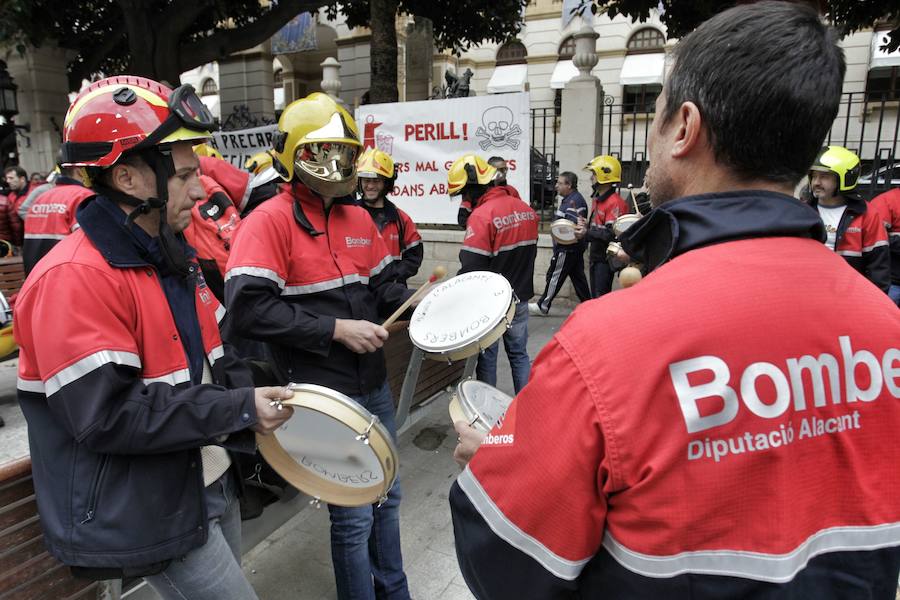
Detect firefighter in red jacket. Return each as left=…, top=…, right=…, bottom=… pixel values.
left=3, top=166, right=31, bottom=246
left=871, top=186, right=900, bottom=305
left=451, top=153, right=538, bottom=394
left=22, top=166, right=93, bottom=275
left=578, top=154, right=630, bottom=298
left=183, top=173, right=242, bottom=303
left=449, top=3, right=900, bottom=598
left=224, top=92, right=412, bottom=600
left=357, top=148, right=423, bottom=285
left=808, top=145, right=889, bottom=293
left=15, top=76, right=292, bottom=599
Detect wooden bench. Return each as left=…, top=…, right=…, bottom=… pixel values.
left=383, top=321, right=474, bottom=432
left=0, top=457, right=101, bottom=600
left=0, top=257, right=25, bottom=303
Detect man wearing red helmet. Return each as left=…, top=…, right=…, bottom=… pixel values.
left=14, top=76, right=292, bottom=600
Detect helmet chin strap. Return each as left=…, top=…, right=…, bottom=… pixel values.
left=97, top=148, right=193, bottom=279
left=140, top=148, right=194, bottom=279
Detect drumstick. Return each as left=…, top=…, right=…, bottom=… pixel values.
left=382, top=266, right=447, bottom=327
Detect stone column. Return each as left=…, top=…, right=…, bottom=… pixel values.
left=558, top=25, right=603, bottom=201
left=3, top=45, right=71, bottom=174
left=320, top=57, right=343, bottom=104
left=218, top=43, right=276, bottom=122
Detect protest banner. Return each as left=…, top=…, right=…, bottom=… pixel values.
left=209, top=124, right=279, bottom=169
left=356, top=93, right=530, bottom=225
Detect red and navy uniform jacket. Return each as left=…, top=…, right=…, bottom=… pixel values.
left=0, top=192, right=20, bottom=246
left=361, top=197, right=423, bottom=285
left=22, top=178, right=94, bottom=276
left=871, top=188, right=900, bottom=286
left=811, top=193, right=890, bottom=292
left=459, top=185, right=538, bottom=301
left=458, top=184, right=521, bottom=229
left=553, top=190, right=588, bottom=253
left=586, top=187, right=629, bottom=263
left=198, top=156, right=279, bottom=217
left=8, top=181, right=36, bottom=246
left=183, top=175, right=242, bottom=303
left=224, top=183, right=411, bottom=396
left=450, top=191, right=900, bottom=599
left=14, top=194, right=257, bottom=569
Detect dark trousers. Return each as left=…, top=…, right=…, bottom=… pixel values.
left=589, top=259, right=614, bottom=298
left=537, top=249, right=591, bottom=312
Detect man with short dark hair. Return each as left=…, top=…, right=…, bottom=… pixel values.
left=807, top=145, right=889, bottom=292
left=531, top=171, right=589, bottom=314
left=4, top=166, right=30, bottom=245
left=449, top=3, right=900, bottom=598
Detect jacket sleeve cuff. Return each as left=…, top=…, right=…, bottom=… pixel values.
left=315, top=315, right=336, bottom=356
left=230, top=388, right=258, bottom=431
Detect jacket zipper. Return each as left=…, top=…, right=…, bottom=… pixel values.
left=81, top=455, right=110, bottom=524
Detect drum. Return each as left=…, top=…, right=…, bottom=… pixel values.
left=448, top=379, right=513, bottom=433
left=257, top=383, right=399, bottom=507
left=550, top=218, right=578, bottom=245
left=611, top=213, right=642, bottom=238
left=408, top=271, right=516, bottom=362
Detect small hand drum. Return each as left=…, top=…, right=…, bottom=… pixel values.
left=550, top=218, right=578, bottom=245
left=257, top=383, right=399, bottom=507
left=449, top=379, right=514, bottom=433
left=408, top=271, right=516, bottom=362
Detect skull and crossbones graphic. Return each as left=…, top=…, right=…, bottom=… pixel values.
left=475, top=106, right=522, bottom=151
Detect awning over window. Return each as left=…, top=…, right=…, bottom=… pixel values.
left=487, top=64, right=528, bottom=94
left=871, top=31, right=900, bottom=69
left=550, top=60, right=580, bottom=89
left=619, top=53, right=665, bottom=86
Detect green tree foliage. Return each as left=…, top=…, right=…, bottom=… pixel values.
left=0, top=0, right=327, bottom=90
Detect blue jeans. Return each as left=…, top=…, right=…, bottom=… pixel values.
left=889, top=284, right=900, bottom=306
left=145, top=471, right=257, bottom=600
left=329, top=381, right=410, bottom=600
left=476, top=301, right=530, bottom=393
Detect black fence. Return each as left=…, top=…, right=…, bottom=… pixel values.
left=529, top=91, right=900, bottom=216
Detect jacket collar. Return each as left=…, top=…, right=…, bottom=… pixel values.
left=476, top=185, right=514, bottom=207
left=808, top=191, right=867, bottom=216
left=76, top=194, right=194, bottom=270
left=620, top=190, right=826, bottom=272
left=358, top=196, right=400, bottom=222
left=55, top=176, right=84, bottom=187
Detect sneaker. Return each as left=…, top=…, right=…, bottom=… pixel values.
left=528, top=302, right=549, bottom=316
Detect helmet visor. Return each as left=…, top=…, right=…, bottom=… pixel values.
left=169, top=84, right=216, bottom=132
left=295, top=142, right=358, bottom=183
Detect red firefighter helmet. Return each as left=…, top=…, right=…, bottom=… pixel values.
left=61, top=75, right=214, bottom=167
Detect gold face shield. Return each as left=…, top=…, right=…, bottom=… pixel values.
left=294, top=142, right=359, bottom=193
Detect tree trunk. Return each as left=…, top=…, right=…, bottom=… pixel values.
left=369, top=0, right=399, bottom=103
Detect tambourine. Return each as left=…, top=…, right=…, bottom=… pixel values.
left=408, top=271, right=516, bottom=362
left=549, top=218, right=578, bottom=245
left=448, top=379, right=513, bottom=433
left=257, top=383, right=399, bottom=507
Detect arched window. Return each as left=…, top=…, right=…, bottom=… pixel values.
left=626, top=28, right=665, bottom=53
left=622, top=28, right=665, bottom=113
left=200, top=78, right=218, bottom=96
left=558, top=36, right=576, bottom=60
left=496, top=40, right=527, bottom=66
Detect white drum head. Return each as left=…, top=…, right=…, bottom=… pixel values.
left=257, top=384, right=398, bottom=507
left=409, top=271, right=513, bottom=357
left=451, top=379, right=513, bottom=433
left=612, top=213, right=641, bottom=238
left=550, top=218, right=577, bottom=245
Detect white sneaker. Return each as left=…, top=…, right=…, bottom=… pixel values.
left=528, top=302, right=549, bottom=316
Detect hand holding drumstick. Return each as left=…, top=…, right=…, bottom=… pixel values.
left=381, top=265, right=448, bottom=328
